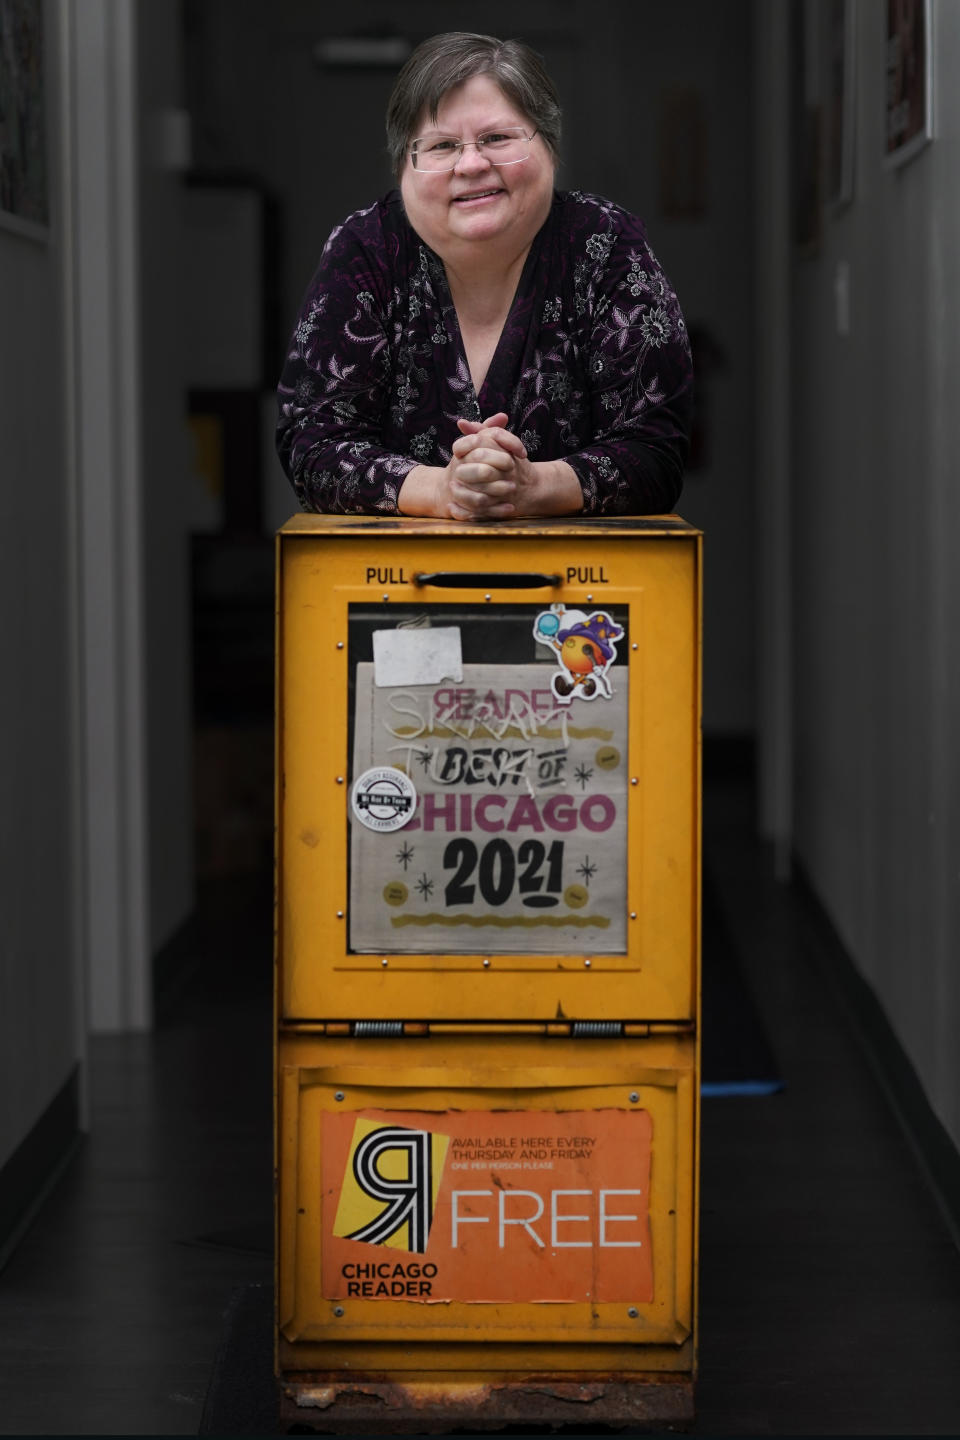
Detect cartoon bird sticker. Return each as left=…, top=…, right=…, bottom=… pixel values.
left=533, top=605, right=625, bottom=704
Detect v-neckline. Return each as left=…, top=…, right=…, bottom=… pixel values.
left=438, top=225, right=548, bottom=413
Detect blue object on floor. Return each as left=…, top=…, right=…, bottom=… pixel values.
left=702, top=1078, right=785, bottom=1097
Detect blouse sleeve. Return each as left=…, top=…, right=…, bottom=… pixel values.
left=562, top=218, right=693, bottom=516
left=275, top=209, right=416, bottom=514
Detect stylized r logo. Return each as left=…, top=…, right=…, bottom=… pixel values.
left=345, top=1126, right=434, bottom=1252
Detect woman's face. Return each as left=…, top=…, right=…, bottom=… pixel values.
left=400, top=73, right=555, bottom=264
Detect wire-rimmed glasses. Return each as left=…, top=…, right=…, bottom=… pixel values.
left=409, top=127, right=538, bottom=172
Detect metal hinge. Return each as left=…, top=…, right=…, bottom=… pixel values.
left=283, top=1019, right=695, bottom=1037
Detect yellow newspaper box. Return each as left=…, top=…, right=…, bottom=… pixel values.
left=275, top=515, right=701, bottom=1431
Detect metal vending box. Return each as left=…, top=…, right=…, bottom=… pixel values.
left=275, top=514, right=701, bottom=1432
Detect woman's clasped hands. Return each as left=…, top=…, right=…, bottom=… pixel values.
left=444, top=411, right=534, bottom=520
left=398, top=410, right=582, bottom=520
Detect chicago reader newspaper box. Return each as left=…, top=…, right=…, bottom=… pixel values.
left=275, top=513, right=701, bottom=1431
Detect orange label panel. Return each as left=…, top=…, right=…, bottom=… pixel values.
left=321, top=1107, right=653, bottom=1303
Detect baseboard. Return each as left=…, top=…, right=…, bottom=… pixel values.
left=793, top=862, right=960, bottom=1247
left=0, top=1066, right=82, bottom=1271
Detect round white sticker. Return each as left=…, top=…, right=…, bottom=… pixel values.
left=351, top=767, right=418, bottom=833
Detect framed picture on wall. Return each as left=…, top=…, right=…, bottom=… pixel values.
left=0, top=0, right=49, bottom=241
left=826, top=0, right=856, bottom=210
left=884, top=0, right=933, bottom=167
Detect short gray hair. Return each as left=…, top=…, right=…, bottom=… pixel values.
left=386, top=32, right=562, bottom=180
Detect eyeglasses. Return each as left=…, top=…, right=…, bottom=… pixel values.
left=409, top=127, right=538, bottom=172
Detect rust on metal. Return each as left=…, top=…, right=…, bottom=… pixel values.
left=279, top=1374, right=694, bottom=1434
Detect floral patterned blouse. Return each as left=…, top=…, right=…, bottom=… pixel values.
left=276, top=189, right=693, bottom=515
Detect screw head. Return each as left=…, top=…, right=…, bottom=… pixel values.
left=629, top=1092, right=639, bottom=1103
left=381, top=957, right=389, bottom=967
left=336, top=775, right=344, bottom=784
left=336, top=910, right=344, bottom=919
left=584, top=958, right=592, bottom=968
left=483, top=958, right=491, bottom=968
left=630, top=911, right=637, bottom=920
left=587, top=594, right=593, bottom=602
left=631, top=777, right=638, bottom=786
left=628, top=1306, right=639, bottom=1318
left=336, top=641, right=344, bottom=650
left=632, top=642, right=638, bottom=651
left=484, top=593, right=492, bottom=602
left=333, top=1305, right=345, bottom=1317
left=334, top=1091, right=345, bottom=1102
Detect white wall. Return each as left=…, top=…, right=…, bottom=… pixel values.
left=69, top=0, right=152, bottom=1031
left=0, top=1, right=82, bottom=1166
left=790, top=0, right=960, bottom=1147
left=10, top=0, right=192, bottom=1042
left=0, top=0, right=194, bottom=1191
left=137, top=1, right=194, bottom=957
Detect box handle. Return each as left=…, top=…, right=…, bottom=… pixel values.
left=412, top=570, right=562, bottom=589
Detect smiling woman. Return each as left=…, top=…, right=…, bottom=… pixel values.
left=276, top=32, right=693, bottom=519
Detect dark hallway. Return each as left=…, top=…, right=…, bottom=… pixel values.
left=2, top=2, right=960, bottom=1435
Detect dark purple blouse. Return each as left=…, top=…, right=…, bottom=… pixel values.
left=276, top=189, right=693, bottom=515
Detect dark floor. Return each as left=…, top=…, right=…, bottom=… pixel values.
left=1, top=777, right=959, bottom=1436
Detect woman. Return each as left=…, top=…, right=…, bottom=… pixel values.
left=276, top=32, right=692, bottom=519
